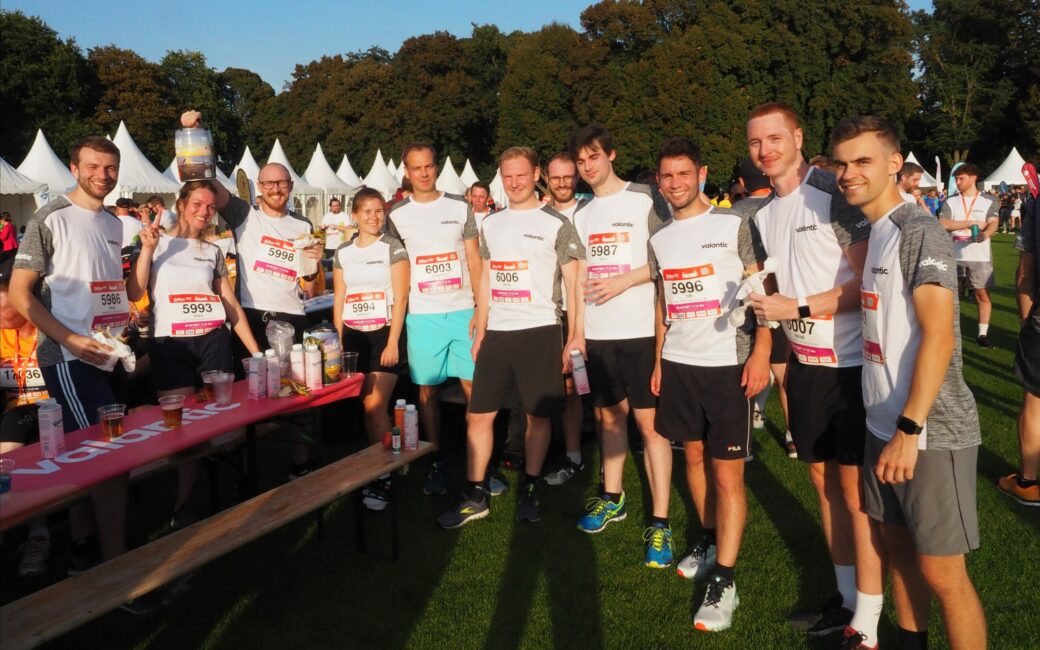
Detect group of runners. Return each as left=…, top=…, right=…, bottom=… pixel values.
left=5, top=101, right=1036, bottom=647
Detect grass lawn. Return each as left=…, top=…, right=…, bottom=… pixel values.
left=6, top=235, right=1037, bottom=650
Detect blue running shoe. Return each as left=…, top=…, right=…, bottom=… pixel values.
left=577, top=493, right=627, bottom=533
left=643, top=524, right=674, bottom=568
left=423, top=461, right=447, bottom=496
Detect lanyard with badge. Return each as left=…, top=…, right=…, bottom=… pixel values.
left=952, top=193, right=980, bottom=242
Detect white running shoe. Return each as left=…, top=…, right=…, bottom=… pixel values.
left=694, top=576, right=739, bottom=632
left=752, top=407, right=764, bottom=429
left=676, top=540, right=717, bottom=580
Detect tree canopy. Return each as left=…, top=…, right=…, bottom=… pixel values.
left=1, top=1, right=1036, bottom=185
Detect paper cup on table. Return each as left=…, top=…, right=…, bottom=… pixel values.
left=212, top=372, right=234, bottom=406
left=343, top=351, right=359, bottom=377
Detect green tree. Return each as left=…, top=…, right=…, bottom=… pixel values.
left=220, top=67, right=276, bottom=165
left=0, top=10, right=95, bottom=162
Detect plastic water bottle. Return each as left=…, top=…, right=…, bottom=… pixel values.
left=290, top=343, right=305, bottom=384
left=37, top=398, right=65, bottom=458
left=403, top=404, right=419, bottom=451
left=391, top=426, right=402, bottom=454
left=247, top=352, right=266, bottom=400
left=394, top=399, right=407, bottom=430
left=570, top=350, right=591, bottom=396
left=304, top=344, right=323, bottom=392
left=265, top=349, right=281, bottom=398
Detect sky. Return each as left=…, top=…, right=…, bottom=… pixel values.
left=7, top=0, right=935, bottom=91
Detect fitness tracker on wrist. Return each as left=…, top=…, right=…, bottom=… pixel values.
left=896, top=415, right=923, bottom=436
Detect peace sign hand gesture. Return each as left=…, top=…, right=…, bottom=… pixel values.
left=139, top=209, right=163, bottom=251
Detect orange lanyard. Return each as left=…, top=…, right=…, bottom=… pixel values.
left=11, top=333, right=38, bottom=397
left=960, top=193, right=979, bottom=222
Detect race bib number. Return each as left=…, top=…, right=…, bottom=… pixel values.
left=169, top=293, right=226, bottom=337
left=344, top=291, right=388, bottom=331
left=490, top=260, right=532, bottom=303
left=662, top=264, right=722, bottom=320
left=254, top=235, right=298, bottom=281
left=861, top=290, right=884, bottom=364
left=415, top=252, right=463, bottom=294
left=587, top=232, right=632, bottom=279
left=90, top=280, right=129, bottom=333
left=783, top=314, right=837, bottom=365
left=0, top=360, right=45, bottom=390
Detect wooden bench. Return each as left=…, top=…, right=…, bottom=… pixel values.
left=0, top=441, right=433, bottom=650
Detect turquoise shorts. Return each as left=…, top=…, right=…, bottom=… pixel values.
left=405, top=309, right=475, bottom=385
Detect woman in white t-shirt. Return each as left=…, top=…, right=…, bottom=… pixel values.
left=333, top=188, right=409, bottom=506
left=127, top=181, right=261, bottom=524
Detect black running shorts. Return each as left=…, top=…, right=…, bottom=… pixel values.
left=785, top=359, right=866, bottom=465
left=655, top=359, right=751, bottom=460
left=585, top=337, right=656, bottom=410
left=470, top=325, right=565, bottom=417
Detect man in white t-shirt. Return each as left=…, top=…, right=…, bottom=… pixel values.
left=387, top=144, right=482, bottom=496
left=744, top=103, right=883, bottom=642
left=320, top=198, right=351, bottom=256
left=938, top=164, right=999, bottom=348
left=832, top=115, right=985, bottom=650
left=11, top=136, right=133, bottom=575
left=114, top=198, right=142, bottom=250
left=567, top=126, right=672, bottom=562
left=896, top=162, right=928, bottom=212
left=437, top=147, right=583, bottom=528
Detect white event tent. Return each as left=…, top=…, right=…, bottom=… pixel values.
left=395, top=161, right=406, bottom=184
left=362, top=150, right=400, bottom=200
left=232, top=146, right=261, bottom=188
left=460, top=159, right=480, bottom=187
left=163, top=158, right=238, bottom=194
left=17, top=129, right=75, bottom=206
left=904, top=152, right=939, bottom=189
left=104, top=121, right=181, bottom=206
left=489, top=169, right=506, bottom=208
left=336, top=155, right=363, bottom=187
left=983, top=147, right=1029, bottom=190
left=436, top=156, right=468, bottom=195
left=387, top=158, right=396, bottom=175
left=266, top=139, right=324, bottom=222
left=1, top=156, right=48, bottom=228
left=304, top=144, right=357, bottom=207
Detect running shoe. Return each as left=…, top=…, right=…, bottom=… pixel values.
left=976, top=335, right=994, bottom=349
left=676, top=538, right=717, bottom=580
left=423, top=461, right=447, bottom=496
left=784, top=431, right=798, bottom=459
left=836, top=626, right=877, bottom=649
left=694, top=575, right=739, bottom=632
left=577, top=493, right=627, bottom=533
left=487, top=471, right=509, bottom=497
left=17, top=535, right=50, bottom=578
left=436, top=490, right=490, bottom=529
left=516, top=482, right=541, bottom=523
left=752, top=406, right=764, bottom=429
left=643, top=524, right=674, bottom=568
left=790, top=593, right=853, bottom=636
left=362, top=477, right=391, bottom=511
left=544, top=458, right=584, bottom=486
left=998, top=473, right=1040, bottom=506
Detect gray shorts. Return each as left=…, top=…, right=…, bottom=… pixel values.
left=862, top=434, right=980, bottom=556
left=957, top=261, right=994, bottom=290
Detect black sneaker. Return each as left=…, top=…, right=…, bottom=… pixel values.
left=362, top=477, right=391, bottom=511
left=836, top=626, right=876, bottom=649
left=544, top=458, right=584, bottom=486
left=67, top=537, right=100, bottom=576
left=789, top=593, right=853, bottom=636
left=976, top=335, right=994, bottom=349
left=436, top=489, right=490, bottom=529
left=516, top=482, right=541, bottom=523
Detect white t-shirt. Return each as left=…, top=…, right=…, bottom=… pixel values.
left=479, top=205, right=584, bottom=332
left=222, top=196, right=313, bottom=315
left=333, top=235, right=409, bottom=331
left=899, top=189, right=916, bottom=204
left=159, top=209, right=177, bottom=230
left=386, top=193, right=478, bottom=315
left=649, top=208, right=765, bottom=366
left=13, top=196, right=128, bottom=365
left=573, top=183, right=664, bottom=340
left=751, top=168, right=870, bottom=368
left=555, top=201, right=584, bottom=312
left=148, top=236, right=228, bottom=338
left=861, top=203, right=981, bottom=450
left=117, top=215, right=142, bottom=249
left=321, top=211, right=351, bottom=250
left=937, top=192, right=999, bottom=263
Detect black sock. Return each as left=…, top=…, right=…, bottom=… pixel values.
left=523, top=473, right=539, bottom=488
left=649, top=516, right=669, bottom=528
left=897, top=627, right=928, bottom=650
left=431, top=452, right=444, bottom=465
left=603, top=491, right=622, bottom=504
left=467, top=481, right=486, bottom=503
left=703, top=528, right=717, bottom=546
left=711, top=562, right=735, bottom=582
left=1017, top=474, right=1038, bottom=488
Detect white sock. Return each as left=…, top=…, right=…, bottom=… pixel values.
left=753, top=381, right=771, bottom=413
left=378, top=473, right=390, bottom=480
left=834, top=564, right=857, bottom=610
left=567, top=451, right=582, bottom=465
left=979, top=323, right=989, bottom=337
left=785, top=430, right=794, bottom=443
left=849, top=591, right=884, bottom=647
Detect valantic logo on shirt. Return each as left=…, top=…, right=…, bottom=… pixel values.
left=702, top=242, right=728, bottom=249
left=871, top=266, right=888, bottom=275
left=366, top=260, right=385, bottom=265
left=440, top=220, right=460, bottom=226
left=193, top=257, right=211, bottom=264
left=14, top=252, right=32, bottom=261
left=107, top=240, right=120, bottom=247
left=523, top=234, right=544, bottom=241
left=611, top=222, right=635, bottom=228
left=919, top=257, right=949, bottom=271
left=795, top=224, right=818, bottom=233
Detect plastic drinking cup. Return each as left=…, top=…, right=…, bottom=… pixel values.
left=98, top=404, right=126, bottom=440
left=201, top=370, right=221, bottom=401
left=212, top=372, right=234, bottom=406
left=343, top=351, right=359, bottom=377
left=159, top=395, right=186, bottom=427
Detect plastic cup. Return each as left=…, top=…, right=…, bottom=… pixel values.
left=159, top=395, right=186, bottom=427
left=98, top=404, right=126, bottom=440
left=343, top=351, right=358, bottom=377
left=200, top=370, right=222, bottom=401
left=212, top=372, right=234, bottom=406
left=0, top=458, right=14, bottom=493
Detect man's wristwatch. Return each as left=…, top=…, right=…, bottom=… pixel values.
left=797, top=297, right=811, bottom=319
left=896, top=415, right=923, bottom=436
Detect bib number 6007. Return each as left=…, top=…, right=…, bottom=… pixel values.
left=785, top=319, right=815, bottom=335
